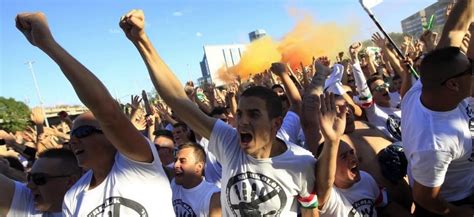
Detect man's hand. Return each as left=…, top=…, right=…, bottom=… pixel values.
left=130, top=95, right=142, bottom=111
left=270, top=62, right=287, bottom=77
left=318, top=93, right=346, bottom=143
left=420, top=30, right=438, bottom=52
left=349, top=42, right=362, bottom=58
left=372, top=32, right=386, bottom=48
left=30, top=107, right=45, bottom=125
left=15, top=12, right=55, bottom=49
left=119, top=9, right=145, bottom=42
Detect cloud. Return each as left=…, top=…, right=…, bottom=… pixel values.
left=108, top=28, right=121, bottom=34
left=196, top=32, right=203, bottom=37
left=172, top=11, right=183, bottom=17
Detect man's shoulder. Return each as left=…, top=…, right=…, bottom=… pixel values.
left=285, top=142, right=316, bottom=163
left=65, top=170, right=93, bottom=198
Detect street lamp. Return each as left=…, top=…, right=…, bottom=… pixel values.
left=25, top=61, right=50, bottom=127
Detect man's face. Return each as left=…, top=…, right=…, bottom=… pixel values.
left=173, top=126, right=190, bottom=146
left=174, top=147, right=202, bottom=186
left=27, top=158, right=72, bottom=212
left=392, top=78, right=402, bottom=92
left=154, top=136, right=175, bottom=166
left=236, top=96, right=281, bottom=157
left=334, top=142, right=360, bottom=188
left=272, top=87, right=285, bottom=96
left=69, top=124, right=112, bottom=169
left=370, top=79, right=391, bottom=107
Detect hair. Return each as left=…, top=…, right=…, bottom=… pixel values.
left=153, top=129, right=174, bottom=141
left=392, top=74, right=401, bottom=81
left=38, top=148, right=82, bottom=176
left=366, top=75, right=384, bottom=90
left=271, top=84, right=284, bottom=91
left=173, top=122, right=188, bottom=130
left=241, top=86, right=283, bottom=119
left=172, top=122, right=196, bottom=143
left=5, top=156, right=24, bottom=172
left=209, top=107, right=227, bottom=117
left=178, top=142, right=206, bottom=164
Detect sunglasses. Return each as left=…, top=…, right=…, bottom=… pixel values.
left=27, top=172, right=71, bottom=186
left=441, top=59, right=473, bottom=85
left=155, top=144, right=178, bottom=157
left=372, top=83, right=390, bottom=92
left=71, top=125, right=103, bottom=138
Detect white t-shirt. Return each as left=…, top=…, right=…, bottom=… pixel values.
left=320, top=171, right=387, bottom=217
left=7, top=182, right=61, bottom=217
left=365, top=103, right=402, bottom=141
left=171, top=178, right=220, bottom=217
left=199, top=138, right=222, bottom=188
left=389, top=91, right=401, bottom=109
left=209, top=120, right=318, bottom=216
left=277, top=111, right=304, bottom=147
left=402, top=80, right=474, bottom=202
left=62, top=140, right=174, bottom=216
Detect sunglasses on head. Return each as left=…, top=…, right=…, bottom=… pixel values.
left=441, top=58, right=474, bottom=85
left=373, top=83, right=390, bottom=92
left=27, top=172, right=71, bottom=186
left=71, top=125, right=103, bottom=138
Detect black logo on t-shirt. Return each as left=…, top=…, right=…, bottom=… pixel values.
left=348, top=198, right=375, bottom=217
left=467, top=105, right=474, bottom=162
left=87, top=197, right=148, bottom=217
left=226, top=172, right=287, bottom=216
left=173, top=199, right=197, bottom=217
left=386, top=115, right=402, bottom=141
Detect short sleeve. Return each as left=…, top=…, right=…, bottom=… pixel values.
left=409, top=150, right=452, bottom=187
left=208, top=120, right=240, bottom=164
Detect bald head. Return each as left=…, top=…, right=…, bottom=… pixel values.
left=72, top=112, right=101, bottom=131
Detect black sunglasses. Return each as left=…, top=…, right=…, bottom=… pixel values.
left=71, top=125, right=103, bottom=138
left=27, top=172, right=71, bottom=186
left=441, top=59, right=473, bottom=85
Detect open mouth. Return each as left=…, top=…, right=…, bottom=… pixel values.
left=174, top=170, right=183, bottom=177
left=240, top=133, right=253, bottom=144
left=383, top=92, right=389, bottom=97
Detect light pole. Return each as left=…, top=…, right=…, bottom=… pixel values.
left=25, top=61, right=50, bottom=127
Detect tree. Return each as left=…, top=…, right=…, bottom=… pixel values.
left=0, top=97, right=31, bottom=133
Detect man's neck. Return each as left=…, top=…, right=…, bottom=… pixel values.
left=89, top=152, right=115, bottom=189
left=421, top=91, right=459, bottom=112
left=182, top=177, right=203, bottom=189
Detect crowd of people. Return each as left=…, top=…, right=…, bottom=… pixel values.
left=1, top=1, right=473, bottom=216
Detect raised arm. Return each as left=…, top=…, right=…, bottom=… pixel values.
left=437, top=0, right=474, bottom=49
left=315, top=93, right=346, bottom=208
left=271, top=62, right=303, bottom=115
left=16, top=12, right=152, bottom=162
left=120, top=10, right=216, bottom=139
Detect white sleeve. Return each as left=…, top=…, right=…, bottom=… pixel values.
left=319, top=187, right=344, bottom=215
left=409, top=150, right=452, bottom=187
left=115, top=138, right=164, bottom=174
left=352, top=62, right=373, bottom=108
left=208, top=120, right=240, bottom=165
left=279, top=111, right=301, bottom=144
left=7, top=182, right=36, bottom=217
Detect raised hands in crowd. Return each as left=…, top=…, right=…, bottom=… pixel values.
left=2, top=1, right=473, bottom=216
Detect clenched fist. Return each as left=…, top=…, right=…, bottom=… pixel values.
left=119, top=9, right=146, bottom=41
left=15, top=12, right=55, bottom=48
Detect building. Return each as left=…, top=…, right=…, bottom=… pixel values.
left=199, top=44, right=246, bottom=86
left=249, top=29, right=267, bottom=42
left=401, top=0, right=455, bottom=37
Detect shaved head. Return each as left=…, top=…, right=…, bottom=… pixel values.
left=72, top=112, right=101, bottom=131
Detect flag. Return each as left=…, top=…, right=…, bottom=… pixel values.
left=361, top=0, right=383, bottom=9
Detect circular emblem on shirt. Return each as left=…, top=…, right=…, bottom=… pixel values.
left=173, top=199, right=197, bottom=217
left=348, top=198, right=375, bottom=217
left=226, top=171, right=287, bottom=216
left=87, top=197, right=148, bottom=217
left=386, top=115, right=401, bottom=141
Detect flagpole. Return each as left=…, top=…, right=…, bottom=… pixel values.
left=359, top=0, right=419, bottom=79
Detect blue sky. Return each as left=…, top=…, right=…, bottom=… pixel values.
left=1, top=0, right=435, bottom=107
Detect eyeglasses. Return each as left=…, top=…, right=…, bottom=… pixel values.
left=372, top=83, right=390, bottom=92
left=71, top=125, right=103, bottom=138
left=27, top=172, right=71, bottom=186
left=441, top=59, right=473, bottom=85
left=155, top=144, right=177, bottom=157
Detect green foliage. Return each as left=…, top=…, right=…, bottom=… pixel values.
left=0, top=97, right=30, bottom=133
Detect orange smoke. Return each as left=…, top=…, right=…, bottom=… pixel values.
left=217, top=10, right=358, bottom=83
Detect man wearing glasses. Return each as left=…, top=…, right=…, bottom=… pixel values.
left=0, top=149, right=82, bottom=217
left=15, top=12, right=175, bottom=216
left=402, top=1, right=474, bottom=216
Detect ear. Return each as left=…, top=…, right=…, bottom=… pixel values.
left=444, top=79, right=460, bottom=92
left=272, top=116, right=283, bottom=131
left=195, top=162, right=204, bottom=174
